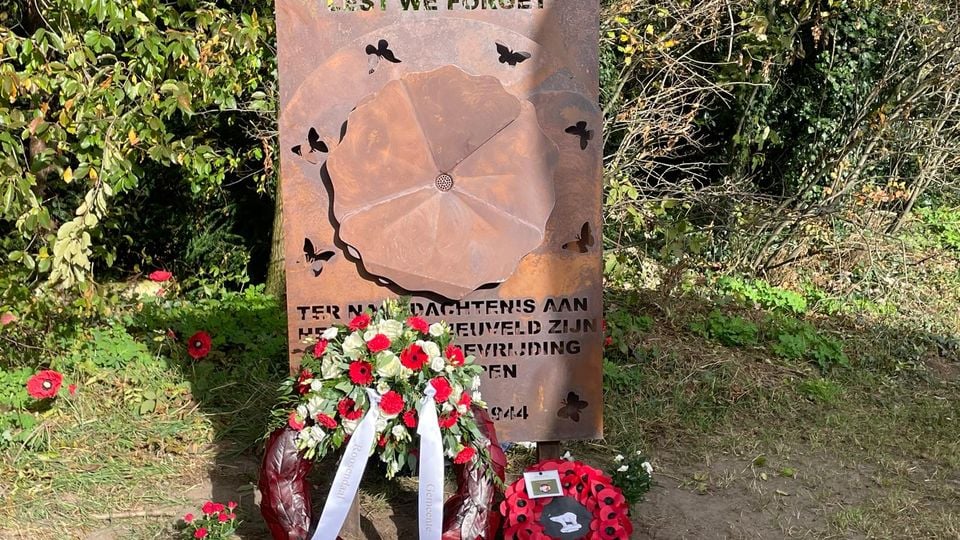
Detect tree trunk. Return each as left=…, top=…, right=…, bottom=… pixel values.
left=265, top=181, right=286, bottom=299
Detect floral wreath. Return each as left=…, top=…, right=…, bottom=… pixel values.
left=273, top=300, right=490, bottom=478
left=500, top=460, right=632, bottom=540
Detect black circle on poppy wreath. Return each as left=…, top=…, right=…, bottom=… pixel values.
left=500, top=460, right=632, bottom=540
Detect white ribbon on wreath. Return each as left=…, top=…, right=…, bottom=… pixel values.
left=309, top=387, right=444, bottom=540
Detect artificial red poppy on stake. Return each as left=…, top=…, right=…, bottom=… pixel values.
left=187, top=330, right=212, bottom=359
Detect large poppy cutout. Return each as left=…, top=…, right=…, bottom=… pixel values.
left=326, top=65, right=559, bottom=300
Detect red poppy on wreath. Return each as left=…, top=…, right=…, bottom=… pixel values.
left=445, top=344, right=465, bottom=366
left=288, top=411, right=305, bottom=431
left=500, top=459, right=632, bottom=540
left=296, top=369, right=313, bottom=395
left=402, top=409, right=417, bottom=428
left=348, top=360, right=374, bottom=385
left=439, top=410, right=459, bottom=429
left=366, top=333, right=391, bottom=353
left=379, top=391, right=405, bottom=416
left=314, top=339, right=328, bottom=357
left=337, top=398, right=363, bottom=420
left=348, top=313, right=371, bottom=331
left=430, top=377, right=452, bottom=402
left=406, top=316, right=429, bottom=334
left=400, top=343, right=429, bottom=371
left=26, top=370, right=63, bottom=399
left=315, top=413, right=338, bottom=429
left=453, top=446, right=476, bottom=464
left=187, top=331, right=212, bottom=360
left=148, top=270, right=173, bottom=282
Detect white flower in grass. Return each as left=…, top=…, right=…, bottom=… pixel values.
left=378, top=319, right=404, bottom=340
left=614, top=454, right=625, bottom=463
left=321, top=327, right=339, bottom=340
left=642, top=461, right=653, bottom=475
left=342, top=331, right=366, bottom=359
left=391, top=424, right=410, bottom=442
left=561, top=451, right=573, bottom=461
left=617, top=465, right=629, bottom=472
left=429, top=356, right=446, bottom=372
left=428, top=322, right=447, bottom=337
left=635, top=450, right=643, bottom=456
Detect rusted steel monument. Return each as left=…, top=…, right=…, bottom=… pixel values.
left=277, top=0, right=602, bottom=444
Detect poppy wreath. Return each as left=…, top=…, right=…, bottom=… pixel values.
left=500, top=460, right=632, bottom=540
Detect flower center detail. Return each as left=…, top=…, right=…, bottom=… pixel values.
left=42, top=381, right=52, bottom=389
left=435, top=173, right=454, bottom=192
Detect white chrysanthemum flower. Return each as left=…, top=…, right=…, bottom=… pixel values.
left=375, top=351, right=401, bottom=378
left=378, top=319, right=404, bottom=340
left=376, top=381, right=391, bottom=395
left=418, top=340, right=441, bottom=359
left=375, top=416, right=389, bottom=433
left=428, top=322, right=447, bottom=337
left=391, top=424, right=410, bottom=442
left=342, top=331, right=366, bottom=359
left=321, top=327, right=339, bottom=340
left=617, top=465, right=629, bottom=472
left=614, top=454, right=625, bottom=463
left=642, top=461, right=653, bottom=475
left=310, top=379, right=324, bottom=392
left=306, top=396, right=326, bottom=416
left=457, top=404, right=468, bottom=414
left=296, top=404, right=309, bottom=419
left=301, top=425, right=327, bottom=447
left=429, top=356, right=445, bottom=372
left=342, top=418, right=359, bottom=435
left=321, top=357, right=342, bottom=380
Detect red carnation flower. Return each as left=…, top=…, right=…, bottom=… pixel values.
left=194, top=528, right=208, bottom=539
left=228, top=501, right=237, bottom=510
left=348, top=360, right=374, bottom=385
left=439, top=410, right=459, bottom=429
left=338, top=398, right=363, bottom=420
left=148, top=270, right=173, bottom=282
left=187, top=331, right=212, bottom=360
left=296, top=369, right=313, bottom=394
left=429, top=377, right=452, bottom=402
left=348, top=313, right=371, bottom=331
left=400, top=344, right=429, bottom=371
left=218, top=513, right=230, bottom=523
left=201, top=501, right=217, bottom=515
left=406, top=316, right=429, bottom=333
left=314, top=339, right=328, bottom=357
left=379, top=391, right=405, bottom=416
left=366, top=333, right=391, bottom=353
left=288, top=411, right=305, bottom=431
left=458, top=392, right=472, bottom=408
left=183, top=513, right=194, bottom=523
left=402, top=409, right=418, bottom=428
left=26, top=370, right=62, bottom=399
left=445, top=344, right=465, bottom=366
left=315, top=413, right=338, bottom=429
left=453, top=446, right=475, bottom=464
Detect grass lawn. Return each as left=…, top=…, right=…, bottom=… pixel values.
left=1, top=280, right=958, bottom=538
